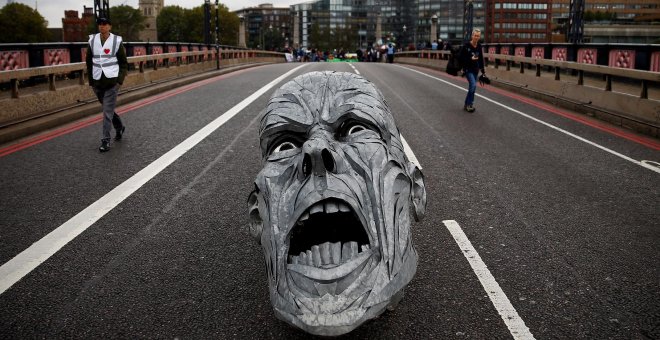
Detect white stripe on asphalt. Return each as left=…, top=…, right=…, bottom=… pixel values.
left=398, top=141, right=532, bottom=338
left=398, top=65, right=660, bottom=174
left=348, top=63, right=361, bottom=75
left=0, top=64, right=307, bottom=295
left=400, top=135, right=421, bottom=169
left=443, top=220, right=536, bottom=340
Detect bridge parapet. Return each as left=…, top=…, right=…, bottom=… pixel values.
left=396, top=50, right=660, bottom=137
left=482, top=43, right=660, bottom=72
left=0, top=49, right=285, bottom=134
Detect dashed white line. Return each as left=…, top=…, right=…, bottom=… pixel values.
left=0, top=64, right=307, bottom=295
left=348, top=63, right=361, bottom=75
left=443, top=220, right=536, bottom=340
left=401, top=138, right=532, bottom=339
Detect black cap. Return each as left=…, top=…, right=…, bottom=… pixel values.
left=97, top=17, right=111, bottom=25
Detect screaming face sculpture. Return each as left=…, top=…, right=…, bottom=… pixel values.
left=248, top=71, right=426, bottom=336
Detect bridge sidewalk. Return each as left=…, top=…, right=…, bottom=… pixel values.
left=0, top=63, right=270, bottom=147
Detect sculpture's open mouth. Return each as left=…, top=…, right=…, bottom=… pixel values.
left=286, top=198, right=372, bottom=277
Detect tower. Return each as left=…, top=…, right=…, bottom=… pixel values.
left=139, top=0, right=164, bottom=42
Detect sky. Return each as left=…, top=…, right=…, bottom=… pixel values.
left=4, top=0, right=303, bottom=28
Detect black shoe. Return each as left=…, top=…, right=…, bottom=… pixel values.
left=99, top=141, right=110, bottom=152
left=115, top=126, right=125, bottom=141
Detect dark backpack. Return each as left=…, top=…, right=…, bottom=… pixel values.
left=446, top=45, right=463, bottom=76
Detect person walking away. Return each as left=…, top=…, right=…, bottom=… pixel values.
left=386, top=43, right=395, bottom=63
left=460, top=29, right=486, bottom=113
left=86, top=17, right=127, bottom=152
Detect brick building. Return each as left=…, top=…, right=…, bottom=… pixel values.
left=61, top=6, right=94, bottom=42
left=485, top=0, right=552, bottom=43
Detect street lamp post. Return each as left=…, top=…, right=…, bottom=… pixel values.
left=402, top=25, right=407, bottom=50
left=215, top=0, right=220, bottom=69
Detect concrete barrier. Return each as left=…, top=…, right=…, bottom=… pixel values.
left=396, top=51, right=660, bottom=137
left=0, top=49, right=285, bottom=144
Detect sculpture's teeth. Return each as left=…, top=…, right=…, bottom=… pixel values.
left=306, top=250, right=313, bottom=266
left=338, top=202, right=351, bottom=212
left=299, top=211, right=309, bottom=222
left=311, top=245, right=322, bottom=267
left=341, top=241, right=358, bottom=263
left=289, top=241, right=369, bottom=266
left=309, top=203, right=324, bottom=215
left=325, top=201, right=339, bottom=213
left=331, top=242, right=341, bottom=264
left=320, top=242, right=331, bottom=265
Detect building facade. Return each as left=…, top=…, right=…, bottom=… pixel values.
left=415, top=0, right=486, bottom=44
left=290, top=0, right=416, bottom=51
left=551, top=0, right=660, bottom=43
left=62, top=6, right=95, bottom=42
left=234, top=4, right=291, bottom=50
left=139, top=0, right=164, bottom=42
left=288, top=0, right=489, bottom=51
left=485, top=0, right=552, bottom=43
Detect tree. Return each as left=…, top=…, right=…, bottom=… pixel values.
left=263, top=27, right=286, bottom=51
left=184, top=6, right=205, bottom=43
left=109, top=5, right=146, bottom=41
left=157, top=4, right=238, bottom=45
left=0, top=3, right=51, bottom=43
left=158, top=6, right=187, bottom=42
left=218, top=4, right=239, bottom=46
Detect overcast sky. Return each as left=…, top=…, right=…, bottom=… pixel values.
left=4, top=0, right=303, bottom=28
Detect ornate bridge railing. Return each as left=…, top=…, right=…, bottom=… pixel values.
left=0, top=48, right=285, bottom=135
left=396, top=50, right=660, bottom=137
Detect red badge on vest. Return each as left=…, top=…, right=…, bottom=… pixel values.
left=104, top=48, right=110, bottom=54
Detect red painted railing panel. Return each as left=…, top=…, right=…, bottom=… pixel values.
left=151, top=46, right=164, bottom=65
left=532, top=47, right=544, bottom=59
left=167, top=46, right=177, bottom=63
left=0, top=50, right=29, bottom=70
left=608, top=49, right=635, bottom=69
left=651, top=51, right=660, bottom=72
left=552, top=47, right=567, bottom=61
left=578, top=48, right=597, bottom=64
left=44, top=49, right=70, bottom=66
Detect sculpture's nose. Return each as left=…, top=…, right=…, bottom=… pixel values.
left=302, top=134, right=336, bottom=177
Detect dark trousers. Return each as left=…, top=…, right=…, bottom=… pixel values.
left=92, top=84, right=123, bottom=142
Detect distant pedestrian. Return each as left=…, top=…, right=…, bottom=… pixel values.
left=460, top=29, right=485, bottom=113
left=86, top=17, right=127, bottom=152
left=386, top=43, right=395, bottom=63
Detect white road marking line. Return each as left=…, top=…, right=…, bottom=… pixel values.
left=398, top=65, right=660, bottom=174
left=0, top=64, right=307, bottom=295
left=348, top=63, right=360, bottom=74
left=385, top=135, right=531, bottom=338
left=400, top=135, right=421, bottom=169
left=443, top=220, right=536, bottom=340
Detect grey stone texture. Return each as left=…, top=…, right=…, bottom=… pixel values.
left=248, top=71, right=427, bottom=336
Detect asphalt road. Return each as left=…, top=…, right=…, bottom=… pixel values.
left=1, top=62, right=659, bottom=339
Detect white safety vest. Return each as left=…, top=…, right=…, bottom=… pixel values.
left=89, top=33, right=122, bottom=80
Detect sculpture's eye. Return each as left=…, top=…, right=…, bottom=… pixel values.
left=272, top=140, right=299, bottom=154
left=347, top=124, right=367, bottom=135
left=339, top=120, right=379, bottom=139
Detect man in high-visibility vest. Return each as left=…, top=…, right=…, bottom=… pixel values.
left=86, top=17, right=127, bottom=152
